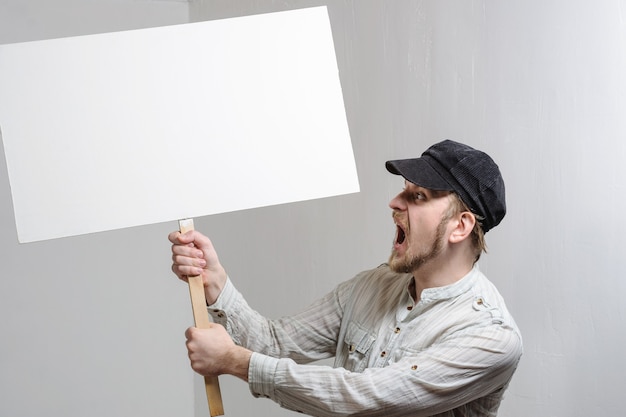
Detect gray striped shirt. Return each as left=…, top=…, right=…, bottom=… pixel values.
left=209, top=264, right=522, bottom=416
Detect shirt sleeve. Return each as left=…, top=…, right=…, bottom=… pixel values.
left=247, top=322, right=522, bottom=417
left=207, top=277, right=354, bottom=363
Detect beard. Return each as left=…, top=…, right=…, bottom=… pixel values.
left=388, top=217, right=447, bottom=274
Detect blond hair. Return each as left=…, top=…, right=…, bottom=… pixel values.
left=445, top=193, right=487, bottom=263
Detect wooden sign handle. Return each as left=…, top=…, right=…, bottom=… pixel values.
left=179, top=218, right=225, bottom=417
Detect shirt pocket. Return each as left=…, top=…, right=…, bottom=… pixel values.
left=343, top=321, right=376, bottom=372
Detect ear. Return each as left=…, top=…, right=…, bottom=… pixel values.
left=448, top=211, right=476, bottom=244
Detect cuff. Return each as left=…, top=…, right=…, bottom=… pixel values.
left=248, top=352, right=280, bottom=399
left=206, top=277, right=235, bottom=326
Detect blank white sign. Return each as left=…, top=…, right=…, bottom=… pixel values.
left=0, top=6, right=358, bottom=243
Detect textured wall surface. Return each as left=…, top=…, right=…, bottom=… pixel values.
left=191, top=2, right=626, bottom=416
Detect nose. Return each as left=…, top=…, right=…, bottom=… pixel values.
left=389, top=192, right=407, bottom=211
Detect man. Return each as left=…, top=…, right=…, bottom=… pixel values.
left=169, top=140, right=522, bottom=416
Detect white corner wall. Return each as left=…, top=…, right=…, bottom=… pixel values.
left=2, top=1, right=626, bottom=417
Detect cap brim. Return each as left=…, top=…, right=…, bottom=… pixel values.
left=385, top=158, right=454, bottom=191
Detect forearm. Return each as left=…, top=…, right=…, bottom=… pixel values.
left=248, top=355, right=422, bottom=417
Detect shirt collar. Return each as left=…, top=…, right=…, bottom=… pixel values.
left=414, top=264, right=480, bottom=302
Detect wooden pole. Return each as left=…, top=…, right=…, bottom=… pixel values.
left=179, top=218, right=225, bottom=416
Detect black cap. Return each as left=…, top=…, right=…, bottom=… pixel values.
left=385, top=140, right=506, bottom=233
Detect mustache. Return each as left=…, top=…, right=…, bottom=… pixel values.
left=392, top=210, right=407, bottom=226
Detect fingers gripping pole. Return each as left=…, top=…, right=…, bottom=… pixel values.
left=179, top=218, right=225, bottom=417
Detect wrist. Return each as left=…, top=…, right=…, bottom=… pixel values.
left=227, top=346, right=252, bottom=381
left=204, top=268, right=228, bottom=305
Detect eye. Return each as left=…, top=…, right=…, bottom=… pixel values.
left=413, top=192, right=425, bottom=201
left=403, top=188, right=425, bottom=202
left=401, top=183, right=428, bottom=203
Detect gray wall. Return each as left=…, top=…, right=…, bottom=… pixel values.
left=2, top=1, right=626, bottom=416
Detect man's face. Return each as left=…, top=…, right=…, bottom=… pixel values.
left=388, top=181, right=453, bottom=274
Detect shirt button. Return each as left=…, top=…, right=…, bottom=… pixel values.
left=348, top=344, right=356, bottom=353
left=380, top=351, right=387, bottom=357
left=394, top=327, right=401, bottom=334
left=411, top=365, right=418, bottom=370
left=407, top=305, right=413, bottom=311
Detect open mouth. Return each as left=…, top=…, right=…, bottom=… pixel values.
left=395, top=224, right=406, bottom=245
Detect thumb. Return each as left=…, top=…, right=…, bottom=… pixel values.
left=185, top=327, right=193, bottom=340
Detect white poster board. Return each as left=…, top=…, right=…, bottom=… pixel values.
left=0, top=6, right=358, bottom=243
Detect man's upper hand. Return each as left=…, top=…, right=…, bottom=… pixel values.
left=169, top=230, right=228, bottom=304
